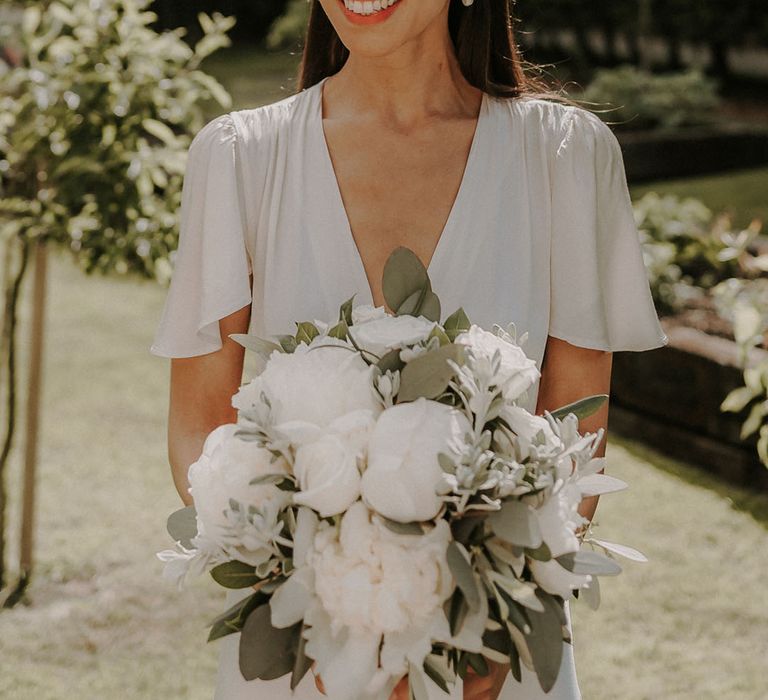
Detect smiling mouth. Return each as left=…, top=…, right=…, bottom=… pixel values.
left=339, top=0, right=402, bottom=19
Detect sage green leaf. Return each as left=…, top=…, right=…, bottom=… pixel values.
left=167, top=506, right=197, bottom=548
left=228, top=334, right=282, bottom=357
left=419, top=290, right=442, bottom=322
left=525, top=542, right=552, bottom=562
left=397, top=287, right=428, bottom=316
left=442, top=307, right=471, bottom=340
left=239, top=604, right=301, bottom=681
left=381, top=517, right=424, bottom=536
left=524, top=591, right=564, bottom=694
left=446, top=589, right=469, bottom=637
left=467, top=653, right=489, bottom=676
left=295, top=321, right=319, bottom=345
left=428, top=325, right=451, bottom=346
left=557, top=550, right=622, bottom=576
left=339, top=295, right=356, bottom=325
left=589, top=538, right=648, bottom=562
left=549, top=394, right=608, bottom=421
left=488, top=501, right=542, bottom=549
left=208, top=590, right=266, bottom=642
left=376, top=347, right=405, bottom=373
left=277, top=334, right=298, bottom=353
left=508, top=635, right=522, bottom=682
left=423, top=654, right=452, bottom=694
left=327, top=319, right=349, bottom=340
left=482, top=626, right=511, bottom=658
left=383, top=247, right=430, bottom=312
left=397, top=343, right=465, bottom=403
left=447, top=542, right=481, bottom=612
left=210, top=561, right=260, bottom=589
left=290, top=625, right=313, bottom=691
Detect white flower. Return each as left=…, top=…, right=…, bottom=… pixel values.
left=350, top=313, right=436, bottom=359
left=361, top=397, right=471, bottom=523
left=231, top=342, right=381, bottom=428
left=292, top=410, right=376, bottom=517
left=454, top=324, right=540, bottom=402
left=187, top=423, right=289, bottom=559
left=310, top=502, right=454, bottom=636
left=500, top=404, right=562, bottom=460
left=351, top=303, right=389, bottom=325
left=528, top=481, right=591, bottom=598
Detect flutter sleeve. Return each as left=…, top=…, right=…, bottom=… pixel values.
left=149, top=113, right=253, bottom=358
left=548, top=106, right=668, bottom=352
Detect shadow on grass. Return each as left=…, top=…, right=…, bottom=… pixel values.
left=613, top=433, right=768, bottom=530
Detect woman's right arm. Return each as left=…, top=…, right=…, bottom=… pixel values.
left=167, top=302, right=251, bottom=505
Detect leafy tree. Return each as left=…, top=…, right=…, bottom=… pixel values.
left=0, top=0, right=234, bottom=594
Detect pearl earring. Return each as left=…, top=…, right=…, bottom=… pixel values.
left=461, top=0, right=474, bottom=6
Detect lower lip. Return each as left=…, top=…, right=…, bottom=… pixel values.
left=338, top=0, right=402, bottom=25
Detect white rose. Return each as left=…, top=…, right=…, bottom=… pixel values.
left=360, top=397, right=471, bottom=522
left=188, top=423, right=290, bottom=548
left=455, top=324, right=540, bottom=402
left=350, top=313, right=436, bottom=359
left=351, top=303, right=389, bottom=325
left=292, top=410, right=376, bottom=517
left=231, top=342, right=381, bottom=427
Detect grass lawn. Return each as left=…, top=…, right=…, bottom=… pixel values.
left=1, top=248, right=767, bottom=699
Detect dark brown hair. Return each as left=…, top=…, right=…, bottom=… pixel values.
left=296, top=0, right=555, bottom=99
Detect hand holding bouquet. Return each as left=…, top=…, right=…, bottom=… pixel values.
left=158, top=247, right=646, bottom=699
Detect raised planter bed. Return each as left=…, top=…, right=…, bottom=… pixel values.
left=609, top=319, right=768, bottom=491
left=617, top=125, right=768, bottom=183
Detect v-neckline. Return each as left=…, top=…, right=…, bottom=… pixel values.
left=312, top=75, right=489, bottom=307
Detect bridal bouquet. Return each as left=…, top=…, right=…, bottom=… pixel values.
left=158, top=247, right=646, bottom=699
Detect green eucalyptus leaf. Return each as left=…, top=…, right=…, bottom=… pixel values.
left=277, top=334, right=298, bottom=353
left=208, top=590, right=266, bottom=642
left=290, top=624, right=313, bottom=691
left=550, top=394, right=609, bottom=421
left=295, top=321, right=320, bottom=345
left=443, top=307, right=471, bottom=340
left=339, top=295, right=356, bottom=325
left=167, top=505, right=197, bottom=548
left=210, top=561, right=260, bottom=589
left=327, top=319, right=349, bottom=340
left=239, top=604, right=302, bottom=681
left=419, top=290, right=442, bottom=322
left=557, top=550, right=622, bottom=576
left=523, top=591, right=564, bottom=694
left=376, top=347, right=405, bottom=373
left=446, top=589, right=469, bottom=637
left=397, top=287, right=428, bottom=316
left=397, top=343, right=465, bottom=403
left=428, top=325, right=451, bottom=346
left=383, top=247, right=430, bottom=312
left=229, top=333, right=282, bottom=356
left=446, top=541, right=481, bottom=612
left=488, top=501, right=542, bottom=549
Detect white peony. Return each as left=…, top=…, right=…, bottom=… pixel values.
left=349, top=313, right=437, bottom=359
left=292, top=410, right=376, bottom=517
left=231, top=341, right=381, bottom=428
left=454, top=324, right=540, bottom=402
left=187, top=423, right=290, bottom=563
left=351, top=303, right=389, bottom=325
left=361, top=397, right=471, bottom=523
left=310, top=501, right=454, bottom=636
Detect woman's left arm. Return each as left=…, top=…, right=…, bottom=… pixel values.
left=464, top=334, right=612, bottom=700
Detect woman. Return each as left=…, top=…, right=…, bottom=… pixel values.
left=150, top=0, right=667, bottom=698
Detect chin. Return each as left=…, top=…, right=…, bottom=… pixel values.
left=321, top=0, right=447, bottom=57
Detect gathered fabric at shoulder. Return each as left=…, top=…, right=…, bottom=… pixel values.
left=548, top=106, right=667, bottom=352
left=150, top=113, right=253, bottom=358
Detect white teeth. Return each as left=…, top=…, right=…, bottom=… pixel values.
left=345, top=0, right=398, bottom=14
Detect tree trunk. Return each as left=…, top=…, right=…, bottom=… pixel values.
left=0, top=234, right=30, bottom=591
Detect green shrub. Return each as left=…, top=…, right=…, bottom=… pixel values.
left=580, top=65, right=720, bottom=130
left=0, top=0, right=235, bottom=283
left=266, top=0, right=309, bottom=51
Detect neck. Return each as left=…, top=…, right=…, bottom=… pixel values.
left=322, top=23, right=480, bottom=127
